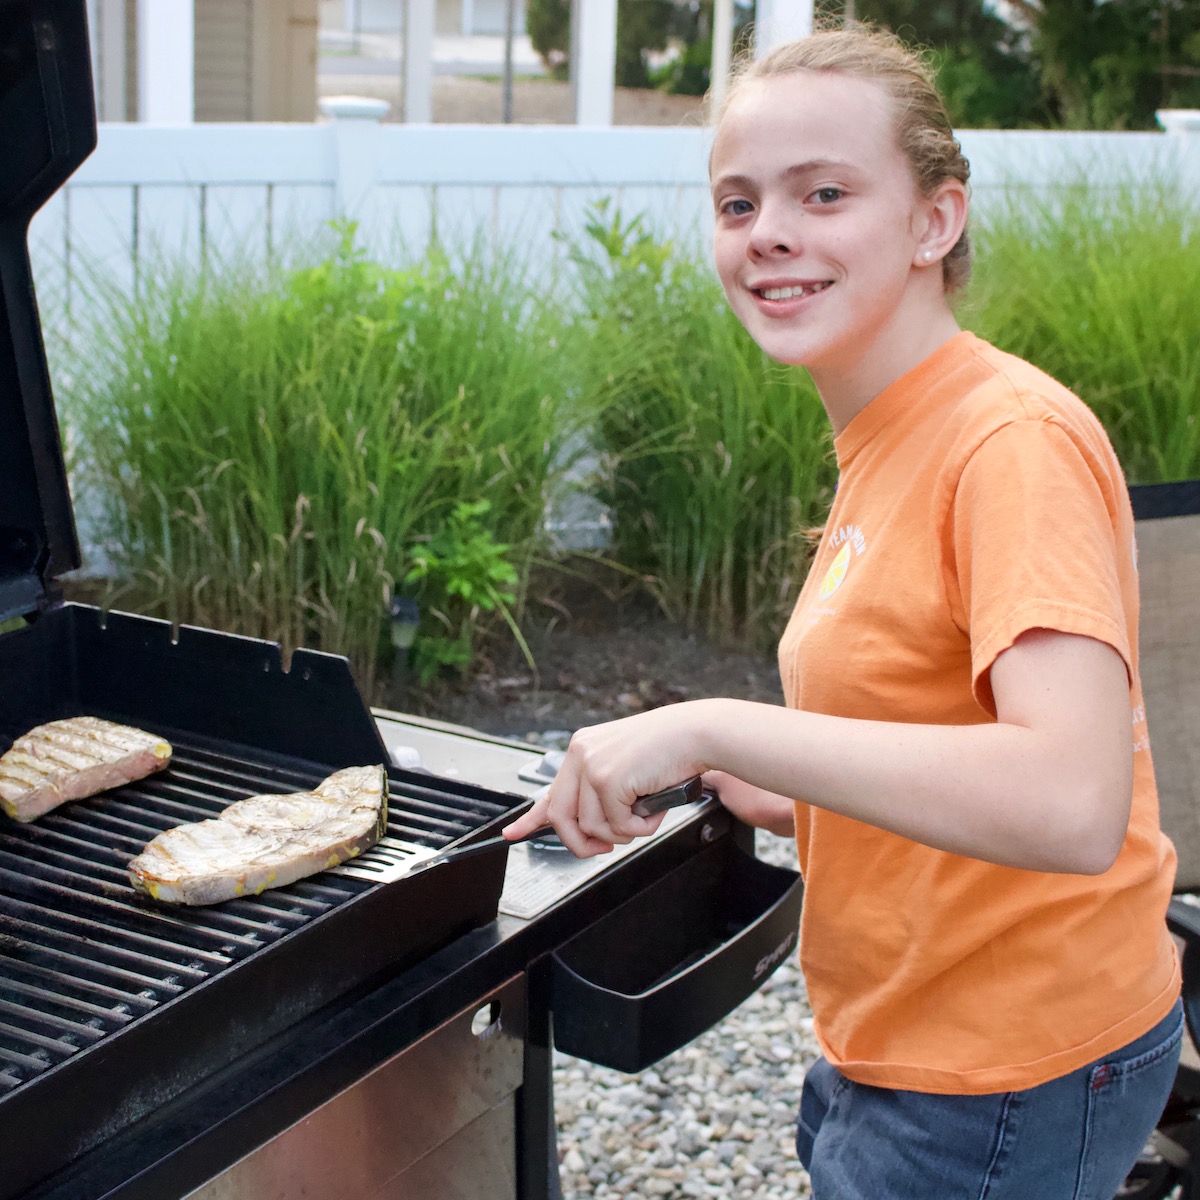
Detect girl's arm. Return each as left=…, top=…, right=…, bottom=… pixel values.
left=503, top=628, right=1134, bottom=875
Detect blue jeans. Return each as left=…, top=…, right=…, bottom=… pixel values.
left=796, top=999, right=1183, bottom=1200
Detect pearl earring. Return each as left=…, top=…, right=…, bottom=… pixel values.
left=922, top=250, right=933, bottom=261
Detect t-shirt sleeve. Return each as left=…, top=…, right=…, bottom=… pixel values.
left=950, top=417, right=1131, bottom=716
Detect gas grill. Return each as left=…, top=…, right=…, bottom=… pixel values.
left=0, top=4, right=804, bottom=1197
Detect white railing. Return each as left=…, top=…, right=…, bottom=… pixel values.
left=29, top=109, right=1198, bottom=312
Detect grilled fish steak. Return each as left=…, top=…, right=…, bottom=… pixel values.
left=0, top=716, right=173, bottom=823
left=127, top=765, right=388, bottom=905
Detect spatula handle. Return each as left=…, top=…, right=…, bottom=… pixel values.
left=630, top=774, right=705, bottom=817
left=429, top=775, right=706, bottom=870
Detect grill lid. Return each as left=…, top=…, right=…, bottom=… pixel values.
left=0, top=0, right=96, bottom=622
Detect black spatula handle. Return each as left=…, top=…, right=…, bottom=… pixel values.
left=630, top=774, right=704, bottom=817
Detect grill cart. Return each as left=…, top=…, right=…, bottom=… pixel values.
left=0, top=4, right=804, bottom=1196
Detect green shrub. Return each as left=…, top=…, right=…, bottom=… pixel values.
left=564, top=202, right=836, bottom=650
left=63, top=223, right=574, bottom=699
left=53, top=177, right=1200, bottom=689
left=966, top=178, right=1200, bottom=483
left=403, top=499, right=529, bottom=686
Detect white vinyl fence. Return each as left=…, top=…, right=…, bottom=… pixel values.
left=29, top=111, right=1199, bottom=317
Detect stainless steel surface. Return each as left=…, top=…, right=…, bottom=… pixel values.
left=331, top=834, right=445, bottom=883
left=379, top=1098, right=519, bottom=1200
left=497, top=803, right=708, bottom=919
left=184, top=976, right=525, bottom=1200
left=373, top=711, right=549, bottom=798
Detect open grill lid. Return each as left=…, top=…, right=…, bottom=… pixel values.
left=0, top=0, right=96, bottom=622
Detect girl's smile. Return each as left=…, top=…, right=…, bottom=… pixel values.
left=709, top=71, right=963, bottom=427
left=753, top=278, right=834, bottom=306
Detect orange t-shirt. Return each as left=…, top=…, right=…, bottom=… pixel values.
left=779, top=331, right=1179, bottom=1095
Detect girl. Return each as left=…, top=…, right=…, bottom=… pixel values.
left=505, top=25, right=1182, bottom=1198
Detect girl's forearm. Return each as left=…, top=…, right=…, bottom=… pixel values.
left=688, top=697, right=1130, bottom=875
left=504, top=632, right=1133, bottom=868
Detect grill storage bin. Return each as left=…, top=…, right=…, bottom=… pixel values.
left=550, top=843, right=803, bottom=1073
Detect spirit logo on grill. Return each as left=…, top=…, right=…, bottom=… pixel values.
left=754, top=929, right=797, bottom=982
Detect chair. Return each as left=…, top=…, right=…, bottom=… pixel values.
left=1121, top=481, right=1200, bottom=1200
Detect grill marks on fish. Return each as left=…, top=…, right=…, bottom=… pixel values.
left=127, top=765, right=388, bottom=905
left=0, top=716, right=173, bottom=822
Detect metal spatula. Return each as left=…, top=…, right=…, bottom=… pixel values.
left=333, top=775, right=705, bottom=884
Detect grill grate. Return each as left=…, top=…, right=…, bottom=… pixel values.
left=0, top=735, right=512, bottom=1096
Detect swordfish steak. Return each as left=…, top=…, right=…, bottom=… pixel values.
left=127, top=765, right=388, bottom=905
left=0, top=716, right=173, bottom=822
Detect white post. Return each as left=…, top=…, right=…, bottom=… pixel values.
left=136, top=0, right=194, bottom=122
left=1157, top=109, right=1200, bottom=200
left=403, top=0, right=435, bottom=123
left=754, top=0, right=812, bottom=55
left=319, top=95, right=390, bottom=216
left=710, top=0, right=734, bottom=115
left=571, top=0, right=617, bottom=126
left=344, top=0, right=362, bottom=53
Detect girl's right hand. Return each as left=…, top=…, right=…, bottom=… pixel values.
left=501, top=702, right=715, bottom=857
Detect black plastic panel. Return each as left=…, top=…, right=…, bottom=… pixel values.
left=550, top=845, right=803, bottom=1073
left=0, top=602, right=391, bottom=769
left=0, top=0, right=97, bottom=618
left=1130, top=481, right=1200, bottom=522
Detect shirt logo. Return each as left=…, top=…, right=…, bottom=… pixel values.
left=819, top=543, right=852, bottom=600
left=819, top=524, right=868, bottom=600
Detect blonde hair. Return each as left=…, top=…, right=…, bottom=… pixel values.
left=713, top=24, right=972, bottom=292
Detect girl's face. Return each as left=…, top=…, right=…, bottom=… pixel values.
left=710, top=71, right=950, bottom=410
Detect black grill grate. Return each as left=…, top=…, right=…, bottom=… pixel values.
left=0, top=735, right=512, bottom=1096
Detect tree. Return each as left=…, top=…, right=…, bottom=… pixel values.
left=530, top=0, right=1200, bottom=129
left=650, top=0, right=757, bottom=97
left=526, top=0, right=570, bottom=79
left=526, top=0, right=675, bottom=87
left=847, top=0, right=1047, bottom=127
left=1004, top=0, right=1200, bottom=129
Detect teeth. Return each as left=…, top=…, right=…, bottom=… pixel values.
left=760, top=282, right=830, bottom=300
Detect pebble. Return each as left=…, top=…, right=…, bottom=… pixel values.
left=552, top=832, right=817, bottom=1199
left=524, top=728, right=573, bottom=750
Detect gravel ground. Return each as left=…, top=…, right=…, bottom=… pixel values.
left=551, top=830, right=817, bottom=1200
